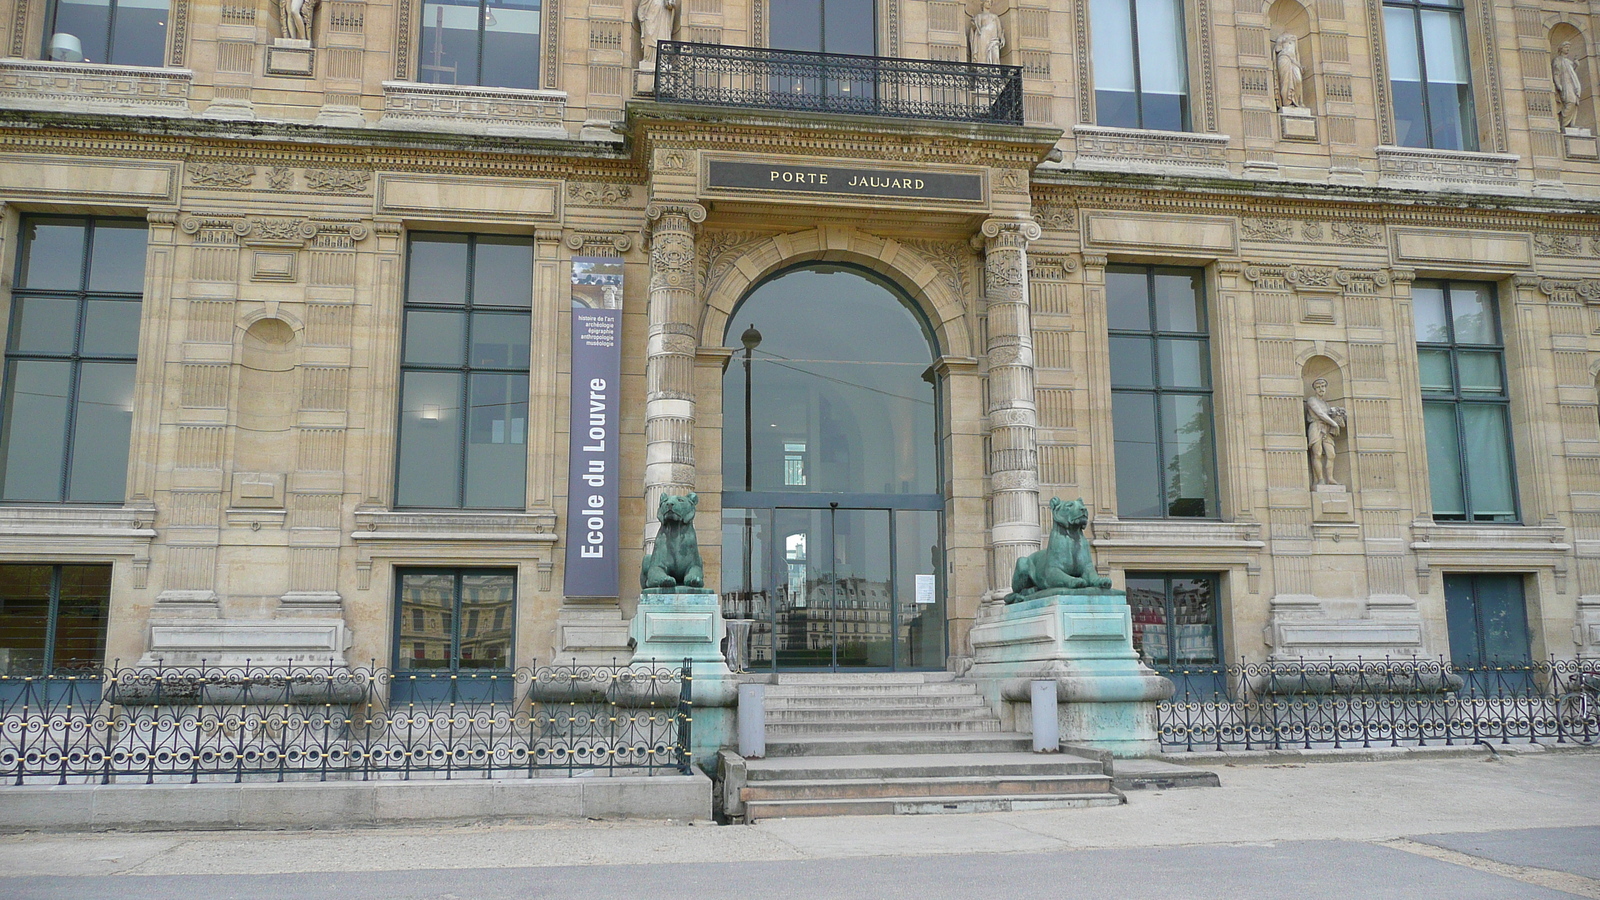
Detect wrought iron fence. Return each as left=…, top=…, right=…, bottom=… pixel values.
left=655, top=41, right=1024, bottom=125
left=0, top=659, right=693, bottom=785
left=1158, top=657, right=1600, bottom=752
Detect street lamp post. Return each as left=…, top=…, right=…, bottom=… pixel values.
left=739, top=325, right=762, bottom=641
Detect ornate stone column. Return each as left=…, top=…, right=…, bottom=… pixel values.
left=642, top=202, right=706, bottom=541
left=980, top=216, right=1043, bottom=594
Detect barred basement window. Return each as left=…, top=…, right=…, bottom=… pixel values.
left=1, top=217, right=145, bottom=504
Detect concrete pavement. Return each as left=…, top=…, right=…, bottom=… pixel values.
left=0, top=749, right=1595, bottom=898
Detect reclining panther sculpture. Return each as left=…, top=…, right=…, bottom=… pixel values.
left=1006, top=497, right=1111, bottom=603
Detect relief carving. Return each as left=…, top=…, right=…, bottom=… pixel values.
left=1536, top=233, right=1585, bottom=257
left=1331, top=222, right=1383, bottom=246
left=189, top=163, right=255, bottom=187
left=304, top=168, right=371, bottom=192
left=566, top=182, right=634, bottom=205
left=1242, top=217, right=1295, bottom=241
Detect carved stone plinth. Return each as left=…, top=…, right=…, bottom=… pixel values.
left=628, top=592, right=736, bottom=766
left=1265, top=594, right=1424, bottom=660
left=556, top=603, right=633, bottom=664
left=967, top=592, right=1173, bottom=757
left=635, top=68, right=658, bottom=96
left=1312, top=484, right=1353, bottom=522
left=266, top=40, right=315, bottom=77
left=137, top=618, right=351, bottom=667
left=1279, top=108, right=1316, bottom=142
left=1565, top=130, right=1599, bottom=161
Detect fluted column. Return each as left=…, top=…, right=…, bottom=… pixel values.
left=981, top=216, right=1043, bottom=593
left=642, top=202, right=706, bottom=541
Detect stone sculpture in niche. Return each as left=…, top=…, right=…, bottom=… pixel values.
left=1305, top=377, right=1348, bottom=488
left=969, top=0, right=1004, bottom=66
left=1553, top=42, right=1583, bottom=131
left=640, top=492, right=705, bottom=592
left=637, top=0, right=678, bottom=70
left=1005, top=498, right=1112, bottom=603
left=280, top=0, right=318, bottom=43
left=1275, top=33, right=1305, bottom=110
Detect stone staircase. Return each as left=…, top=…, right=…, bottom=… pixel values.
left=729, top=673, right=1123, bottom=821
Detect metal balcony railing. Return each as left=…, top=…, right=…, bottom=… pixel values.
left=654, top=41, right=1024, bottom=126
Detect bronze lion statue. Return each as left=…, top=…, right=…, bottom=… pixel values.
left=640, top=492, right=705, bottom=591
left=1007, top=497, right=1111, bottom=603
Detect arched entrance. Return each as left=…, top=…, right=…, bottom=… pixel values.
left=720, top=264, right=944, bottom=671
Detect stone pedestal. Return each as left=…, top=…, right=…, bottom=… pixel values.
left=627, top=591, right=737, bottom=766
left=1279, top=107, right=1317, bottom=141
left=635, top=67, right=657, bottom=96
left=266, top=39, right=315, bottom=77
left=967, top=591, right=1172, bottom=757
left=136, top=618, right=351, bottom=668
left=1565, top=127, right=1598, bottom=160
left=1312, top=484, right=1353, bottom=522
left=556, top=602, right=634, bottom=665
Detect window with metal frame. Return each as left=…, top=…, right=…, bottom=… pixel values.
left=1443, top=573, right=1531, bottom=668
left=770, top=0, right=876, bottom=55
left=419, top=0, right=542, bottom=89
left=41, top=0, right=168, bottom=66
left=1107, top=265, right=1217, bottom=519
left=395, top=233, right=532, bottom=509
left=1, top=216, right=145, bottom=504
left=1090, top=0, right=1191, bottom=132
left=1382, top=0, right=1477, bottom=150
left=392, top=568, right=516, bottom=703
left=1126, top=572, right=1221, bottom=668
left=1413, top=280, right=1516, bottom=523
left=0, top=563, right=112, bottom=676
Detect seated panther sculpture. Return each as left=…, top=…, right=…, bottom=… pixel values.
left=1006, top=497, right=1112, bottom=603
left=640, top=492, right=705, bottom=592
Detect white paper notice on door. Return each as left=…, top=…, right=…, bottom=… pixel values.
left=915, top=573, right=937, bottom=605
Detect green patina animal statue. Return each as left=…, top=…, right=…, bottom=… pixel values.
left=1006, top=497, right=1111, bottom=603
left=640, top=492, right=705, bottom=592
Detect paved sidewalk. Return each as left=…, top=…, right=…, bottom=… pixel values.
left=0, top=751, right=1595, bottom=899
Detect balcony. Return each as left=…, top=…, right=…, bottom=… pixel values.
left=654, top=42, right=1023, bottom=126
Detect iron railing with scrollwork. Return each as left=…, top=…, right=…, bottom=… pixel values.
left=1158, top=657, right=1600, bottom=752
left=654, top=41, right=1024, bottom=126
left=0, top=660, right=694, bottom=785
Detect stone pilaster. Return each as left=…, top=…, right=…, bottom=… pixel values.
left=980, top=216, right=1043, bottom=593
left=642, top=202, right=706, bottom=541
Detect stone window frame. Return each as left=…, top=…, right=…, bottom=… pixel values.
left=8, top=0, right=188, bottom=67
left=1073, top=0, right=1220, bottom=134
left=1367, top=0, right=1508, bottom=153
left=394, top=0, right=557, bottom=89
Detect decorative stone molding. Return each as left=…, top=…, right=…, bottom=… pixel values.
left=0, top=506, right=156, bottom=589
left=1538, top=279, right=1600, bottom=302
left=1374, top=146, right=1521, bottom=193
left=566, top=182, right=634, bottom=205
left=1265, top=594, right=1425, bottom=660
left=351, top=510, right=558, bottom=592
left=305, top=168, right=371, bottom=193
left=379, top=81, right=569, bottom=136
left=1241, top=217, right=1294, bottom=241
left=1535, top=232, right=1586, bottom=257
left=1410, top=524, right=1570, bottom=592
left=1072, top=126, right=1230, bottom=177
left=139, top=619, right=351, bottom=667
left=0, top=60, right=192, bottom=115
left=1031, top=203, right=1078, bottom=233
left=564, top=231, right=634, bottom=254
left=188, top=163, right=254, bottom=187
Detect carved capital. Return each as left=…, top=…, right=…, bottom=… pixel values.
left=980, top=216, right=1042, bottom=243
left=1080, top=253, right=1109, bottom=270
left=645, top=201, right=707, bottom=224
left=1389, top=267, right=1416, bottom=285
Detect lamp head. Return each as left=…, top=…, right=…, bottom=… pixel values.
left=740, top=324, right=762, bottom=351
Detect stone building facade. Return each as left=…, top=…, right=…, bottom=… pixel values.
left=0, top=0, right=1597, bottom=685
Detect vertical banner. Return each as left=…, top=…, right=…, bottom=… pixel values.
left=564, top=257, right=624, bottom=598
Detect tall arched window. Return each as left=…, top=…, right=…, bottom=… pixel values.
left=720, top=264, right=943, bottom=672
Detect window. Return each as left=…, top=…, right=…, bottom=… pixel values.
left=395, top=233, right=532, bottom=509
left=1, top=217, right=145, bottom=504
left=1126, top=573, right=1220, bottom=667
left=419, top=0, right=542, bottom=89
left=1090, top=0, right=1190, bottom=131
left=1414, top=281, right=1515, bottom=523
left=42, top=0, right=168, bottom=66
left=1384, top=0, right=1477, bottom=150
left=0, top=564, right=111, bottom=675
left=1444, top=573, right=1530, bottom=671
left=1108, top=265, right=1217, bottom=518
left=770, top=0, right=875, bottom=55
left=393, top=568, right=515, bottom=702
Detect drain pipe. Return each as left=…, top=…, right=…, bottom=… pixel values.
left=738, top=682, right=766, bottom=758
left=1031, top=679, right=1059, bottom=753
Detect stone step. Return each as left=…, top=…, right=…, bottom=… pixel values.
left=766, top=718, right=1003, bottom=736
left=744, top=752, right=1106, bottom=782
left=764, top=683, right=980, bottom=699
left=745, top=792, right=1123, bottom=820
left=764, top=695, right=988, bottom=710
left=765, top=705, right=995, bottom=723
left=763, top=732, right=1035, bottom=757
left=769, top=672, right=956, bottom=685
left=742, top=773, right=1114, bottom=803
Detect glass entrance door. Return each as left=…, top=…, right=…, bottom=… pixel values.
left=725, top=504, right=943, bottom=671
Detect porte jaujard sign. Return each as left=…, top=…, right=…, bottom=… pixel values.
left=564, top=257, right=624, bottom=598
left=706, top=159, right=984, bottom=202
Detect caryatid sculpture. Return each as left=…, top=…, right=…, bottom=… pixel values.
left=638, top=0, right=678, bottom=70
left=1275, top=33, right=1304, bottom=110
left=969, top=0, right=1004, bottom=66
left=1553, top=41, right=1583, bottom=130
left=1305, top=378, right=1348, bottom=488
left=280, top=0, right=318, bottom=42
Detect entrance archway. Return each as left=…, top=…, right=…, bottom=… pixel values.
left=720, top=264, right=944, bottom=671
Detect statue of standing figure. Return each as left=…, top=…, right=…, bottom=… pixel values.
left=1553, top=41, right=1583, bottom=130
left=1275, top=33, right=1304, bottom=110
left=969, top=0, right=1004, bottom=66
left=638, top=0, right=678, bottom=70
left=1305, top=378, right=1348, bottom=488
left=280, top=0, right=318, bottom=42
